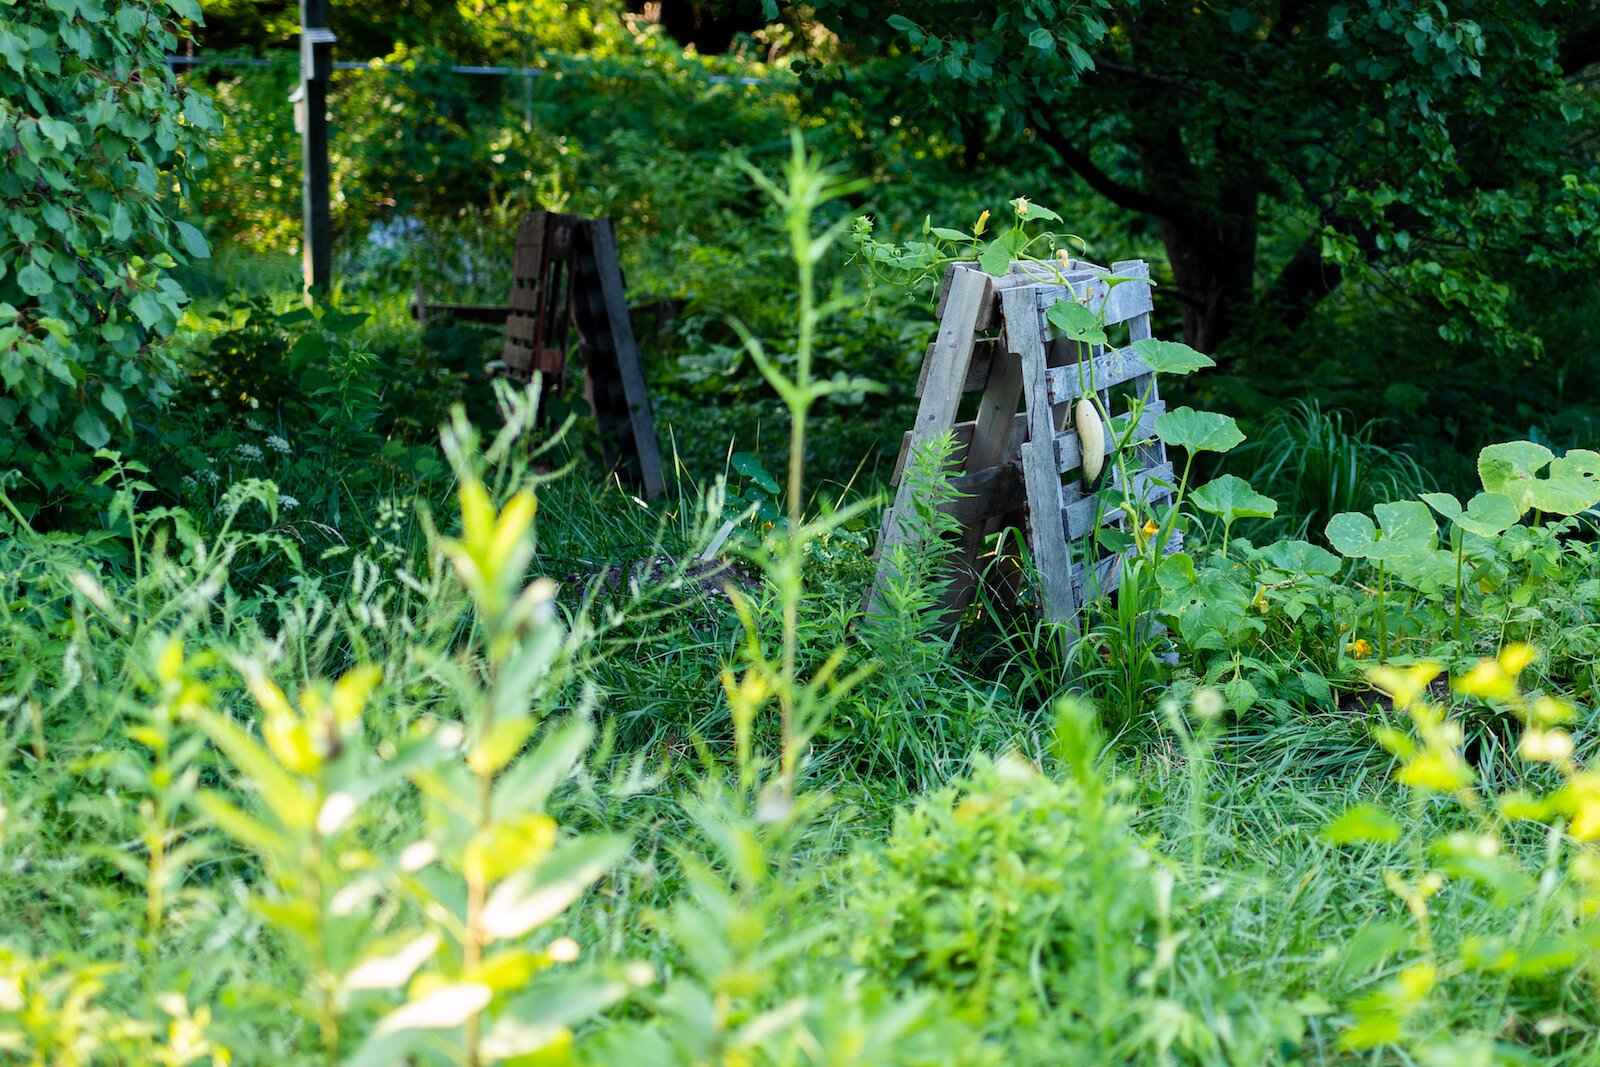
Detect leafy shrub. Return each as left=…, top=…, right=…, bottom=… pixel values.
left=0, top=0, right=217, bottom=510
left=1325, top=653, right=1600, bottom=1061
left=846, top=709, right=1302, bottom=1064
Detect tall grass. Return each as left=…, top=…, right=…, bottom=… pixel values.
left=1233, top=399, right=1432, bottom=538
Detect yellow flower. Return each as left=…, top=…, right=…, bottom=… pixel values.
left=974, top=209, right=990, bottom=236
left=1499, top=643, right=1537, bottom=674
left=1011, top=196, right=1030, bottom=217
left=1519, top=727, right=1573, bottom=764
left=1141, top=518, right=1159, bottom=539
left=1348, top=638, right=1373, bottom=659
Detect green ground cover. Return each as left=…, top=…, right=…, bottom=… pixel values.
left=4, top=2, right=1600, bottom=1063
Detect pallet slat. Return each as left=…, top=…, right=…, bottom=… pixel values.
left=1061, top=462, right=1176, bottom=540
left=915, top=338, right=999, bottom=397
left=571, top=219, right=665, bottom=499
left=1033, top=265, right=1154, bottom=337
left=866, top=268, right=993, bottom=614
left=1069, top=530, right=1184, bottom=604
left=1044, top=346, right=1153, bottom=405
left=1055, top=402, right=1165, bottom=477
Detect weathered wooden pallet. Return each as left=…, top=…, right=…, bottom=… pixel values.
left=412, top=211, right=665, bottom=500
left=867, top=257, right=1178, bottom=636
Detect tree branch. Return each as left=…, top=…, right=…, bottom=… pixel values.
left=1028, top=113, right=1189, bottom=224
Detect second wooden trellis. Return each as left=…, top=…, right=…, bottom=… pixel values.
left=866, top=258, right=1180, bottom=631
left=415, top=211, right=665, bottom=500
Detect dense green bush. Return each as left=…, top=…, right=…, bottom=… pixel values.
left=0, top=0, right=216, bottom=510
left=847, top=743, right=1304, bottom=1064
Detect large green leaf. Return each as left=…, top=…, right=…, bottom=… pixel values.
left=1191, top=474, right=1277, bottom=524
left=1529, top=451, right=1600, bottom=517
left=1253, top=539, right=1341, bottom=576
left=1154, top=407, right=1245, bottom=454
left=1129, top=338, right=1214, bottom=376
left=1421, top=490, right=1520, bottom=538
left=1478, top=441, right=1553, bottom=498
left=977, top=229, right=1024, bottom=276
left=1045, top=297, right=1107, bottom=346
left=1479, top=441, right=1600, bottom=517
left=1325, top=501, right=1436, bottom=562
left=1157, top=551, right=1253, bottom=650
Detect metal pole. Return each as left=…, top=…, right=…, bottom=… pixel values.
left=298, top=0, right=334, bottom=300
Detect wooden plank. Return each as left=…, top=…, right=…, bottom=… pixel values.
left=417, top=302, right=511, bottom=325
left=1021, top=436, right=1077, bottom=626
left=1030, top=261, right=1155, bottom=337
left=891, top=412, right=1028, bottom=485
left=1055, top=401, right=1165, bottom=475
left=938, top=264, right=1064, bottom=331
left=866, top=267, right=993, bottom=614
left=915, top=338, right=998, bottom=398
left=1120, top=299, right=1175, bottom=485
left=1062, top=461, right=1176, bottom=540
left=946, top=462, right=1026, bottom=527
left=1005, top=284, right=1078, bottom=626
left=1069, top=530, right=1183, bottom=604
left=942, top=341, right=1027, bottom=613
left=502, top=213, right=551, bottom=379
left=1044, top=346, right=1153, bottom=405
left=579, top=218, right=665, bottom=500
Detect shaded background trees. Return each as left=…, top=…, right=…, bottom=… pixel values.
left=163, top=0, right=1600, bottom=496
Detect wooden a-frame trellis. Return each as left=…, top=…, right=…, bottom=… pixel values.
left=414, top=211, right=665, bottom=500
left=866, top=258, right=1178, bottom=631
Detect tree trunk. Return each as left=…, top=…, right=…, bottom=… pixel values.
left=1141, top=130, right=1260, bottom=354
left=1031, top=108, right=1264, bottom=353
left=1153, top=212, right=1259, bottom=353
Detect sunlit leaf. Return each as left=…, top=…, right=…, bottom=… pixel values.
left=482, top=974, right=628, bottom=1058
left=1191, top=474, right=1278, bottom=524
left=480, top=835, right=630, bottom=942
left=343, top=932, right=441, bottom=993
left=1421, top=490, right=1520, bottom=538
left=1129, top=338, right=1214, bottom=376
left=1154, top=407, right=1244, bottom=454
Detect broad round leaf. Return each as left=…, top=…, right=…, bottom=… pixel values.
left=1253, top=538, right=1341, bottom=576
left=1191, top=474, right=1278, bottom=523
left=1045, top=297, right=1107, bottom=346
left=1478, top=440, right=1553, bottom=502
left=1421, top=490, right=1520, bottom=537
left=1528, top=450, right=1600, bottom=517
left=1129, top=338, right=1215, bottom=376
left=1154, top=407, right=1245, bottom=454
left=1157, top=551, right=1253, bottom=650
left=1325, top=501, right=1436, bottom=562
left=1477, top=441, right=1600, bottom=517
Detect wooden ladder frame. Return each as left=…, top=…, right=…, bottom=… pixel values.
left=866, top=258, right=1177, bottom=632
left=414, top=211, right=666, bottom=500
